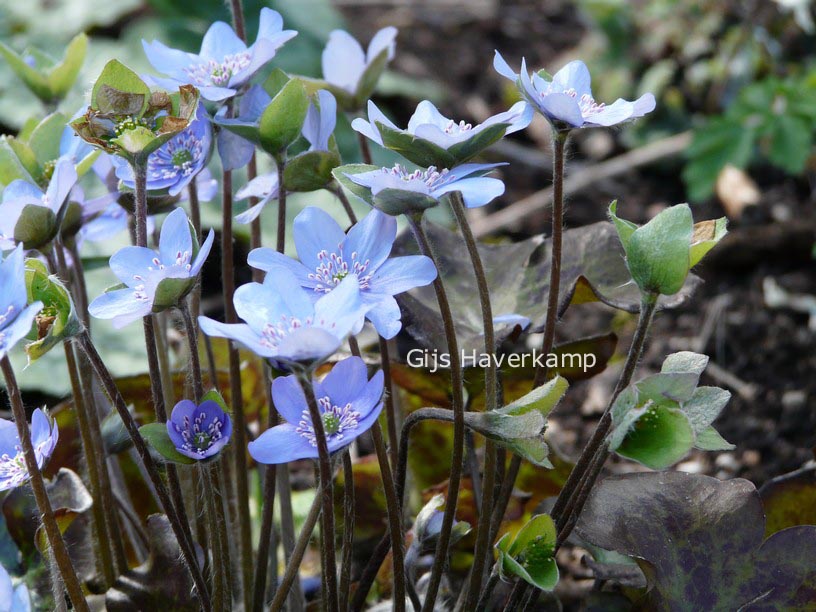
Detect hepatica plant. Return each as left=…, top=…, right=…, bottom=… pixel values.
left=0, top=7, right=790, bottom=612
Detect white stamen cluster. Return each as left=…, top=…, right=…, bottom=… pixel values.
left=443, top=119, right=473, bottom=135
left=259, top=314, right=338, bottom=350
left=385, top=164, right=450, bottom=188
left=308, top=249, right=372, bottom=293
left=562, top=88, right=605, bottom=116
left=296, top=396, right=361, bottom=446
left=175, top=410, right=226, bottom=455
left=184, top=52, right=252, bottom=87
left=149, top=131, right=205, bottom=181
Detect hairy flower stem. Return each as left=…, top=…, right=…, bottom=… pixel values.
left=333, top=184, right=358, bottom=225
left=131, top=158, right=196, bottom=557
left=339, top=450, right=356, bottom=607
left=76, top=332, right=212, bottom=611
left=378, top=336, right=400, bottom=471
left=188, top=180, right=203, bottom=321
left=551, top=293, right=658, bottom=532
left=269, top=492, right=322, bottom=611
left=221, top=131, right=253, bottom=611
left=299, top=373, right=339, bottom=612
left=0, top=357, right=89, bottom=612
left=450, top=193, right=499, bottom=607
left=275, top=157, right=287, bottom=252
left=407, top=215, right=466, bottom=612
left=475, top=569, right=500, bottom=610
left=252, top=429, right=277, bottom=612
left=201, top=464, right=226, bottom=612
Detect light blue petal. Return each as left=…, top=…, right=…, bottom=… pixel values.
left=235, top=272, right=313, bottom=333
left=200, top=21, right=247, bottom=61
left=313, top=274, right=365, bottom=338
left=632, top=93, right=656, bottom=117
left=275, top=327, right=342, bottom=363
left=109, top=246, right=159, bottom=286
left=270, top=374, right=307, bottom=425
left=322, top=30, right=365, bottom=93
left=234, top=200, right=269, bottom=225
left=167, top=399, right=198, bottom=450
left=482, top=100, right=533, bottom=135
left=343, top=209, right=396, bottom=272
left=364, top=294, right=403, bottom=339
left=583, top=99, right=635, bottom=127
left=351, top=369, right=384, bottom=420
left=0, top=302, right=41, bottom=359
left=235, top=172, right=279, bottom=201
left=142, top=40, right=197, bottom=79
left=369, top=255, right=437, bottom=295
left=493, top=51, right=518, bottom=81
left=433, top=176, right=505, bottom=208
left=190, top=229, right=215, bottom=276
left=0, top=246, right=27, bottom=313
left=408, top=100, right=449, bottom=133
left=12, top=583, right=30, bottom=612
left=239, top=85, right=272, bottom=121
left=158, top=208, right=193, bottom=266
left=411, top=123, right=458, bottom=148
left=293, top=207, right=346, bottom=270
left=88, top=289, right=150, bottom=328
left=197, top=85, right=238, bottom=102
left=366, top=26, right=397, bottom=63
left=2, top=180, right=42, bottom=204
left=319, top=356, right=369, bottom=406
left=0, top=563, right=12, bottom=612
left=493, top=313, right=531, bottom=330
left=538, top=92, right=585, bottom=127
left=552, top=60, right=592, bottom=98
left=248, top=423, right=316, bottom=463
left=303, top=90, right=336, bottom=152
left=198, top=316, right=275, bottom=358
left=247, top=248, right=313, bottom=287
left=44, top=158, right=78, bottom=213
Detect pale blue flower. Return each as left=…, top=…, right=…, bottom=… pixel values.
left=348, top=162, right=506, bottom=209
left=303, top=90, right=337, bottom=152
left=215, top=84, right=270, bottom=171
left=493, top=53, right=656, bottom=129
left=88, top=208, right=214, bottom=328
left=0, top=408, right=58, bottom=492
left=249, top=207, right=436, bottom=339
left=143, top=8, right=297, bottom=101
left=321, top=27, right=397, bottom=95
left=0, top=246, right=42, bottom=360
left=248, top=356, right=383, bottom=463
left=198, top=268, right=368, bottom=365
left=0, top=562, right=30, bottom=612
left=234, top=170, right=279, bottom=225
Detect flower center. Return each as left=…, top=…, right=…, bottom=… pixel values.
left=443, top=119, right=473, bottom=135
left=386, top=163, right=450, bottom=188
left=296, top=397, right=361, bottom=446
left=562, top=88, right=605, bottom=116
left=176, top=410, right=225, bottom=455
left=184, top=52, right=252, bottom=87
left=147, top=251, right=193, bottom=273
left=171, top=149, right=193, bottom=167
left=0, top=446, right=30, bottom=488
left=114, top=116, right=152, bottom=136
left=308, top=249, right=372, bottom=293
left=519, top=535, right=555, bottom=568
left=149, top=131, right=205, bottom=182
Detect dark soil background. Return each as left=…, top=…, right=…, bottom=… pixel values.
left=340, top=0, right=816, bottom=487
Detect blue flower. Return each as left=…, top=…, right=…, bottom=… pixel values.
left=248, top=207, right=436, bottom=339
left=352, top=99, right=531, bottom=163
left=321, top=27, right=397, bottom=95
left=143, top=8, right=297, bottom=101
left=493, top=53, right=656, bottom=129
left=112, top=104, right=212, bottom=197
left=0, top=408, right=58, bottom=492
left=0, top=561, right=30, bottom=612
left=348, top=162, right=506, bottom=210
left=88, top=207, right=214, bottom=328
left=215, top=84, right=270, bottom=171
left=303, top=90, right=337, bottom=152
left=167, top=399, right=232, bottom=460
left=0, top=246, right=42, bottom=361
left=198, top=268, right=368, bottom=365
left=248, top=356, right=383, bottom=463
left=0, top=158, right=78, bottom=249
left=234, top=169, right=279, bottom=225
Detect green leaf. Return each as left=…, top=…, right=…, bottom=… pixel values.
left=660, top=350, right=709, bottom=377
left=694, top=425, right=735, bottom=451
left=608, top=200, right=637, bottom=251
left=447, top=122, right=510, bottom=164
left=499, top=375, right=568, bottom=418
left=283, top=150, right=341, bottom=192
left=26, top=112, right=68, bottom=166
left=683, top=118, right=756, bottom=201
left=6, top=138, right=41, bottom=184
left=635, top=372, right=700, bottom=405
left=681, top=386, right=731, bottom=434
left=373, top=187, right=439, bottom=216
left=138, top=422, right=195, bottom=465
left=626, top=204, right=693, bottom=296
left=377, top=122, right=456, bottom=168
left=91, top=59, right=151, bottom=116
left=258, top=78, right=310, bottom=155
left=765, top=114, right=812, bottom=174
left=353, top=46, right=390, bottom=109
left=0, top=42, right=52, bottom=102
left=497, top=514, right=559, bottom=591
left=47, top=32, right=88, bottom=98
left=262, top=68, right=291, bottom=98
left=332, top=163, right=378, bottom=206
left=152, top=277, right=194, bottom=311
left=760, top=466, right=816, bottom=537
left=202, top=388, right=230, bottom=414
left=614, top=405, right=695, bottom=470
left=0, top=137, right=36, bottom=186
left=689, top=217, right=728, bottom=268
left=576, top=472, right=816, bottom=609
left=14, top=205, right=57, bottom=250
left=24, top=258, right=82, bottom=363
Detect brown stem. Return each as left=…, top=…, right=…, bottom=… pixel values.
left=338, top=450, right=356, bottom=608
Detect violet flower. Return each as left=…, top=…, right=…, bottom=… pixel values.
left=167, top=399, right=232, bottom=460
left=248, top=356, right=383, bottom=463
left=493, top=53, right=655, bottom=129
left=0, top=246, right=43, bottom=361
